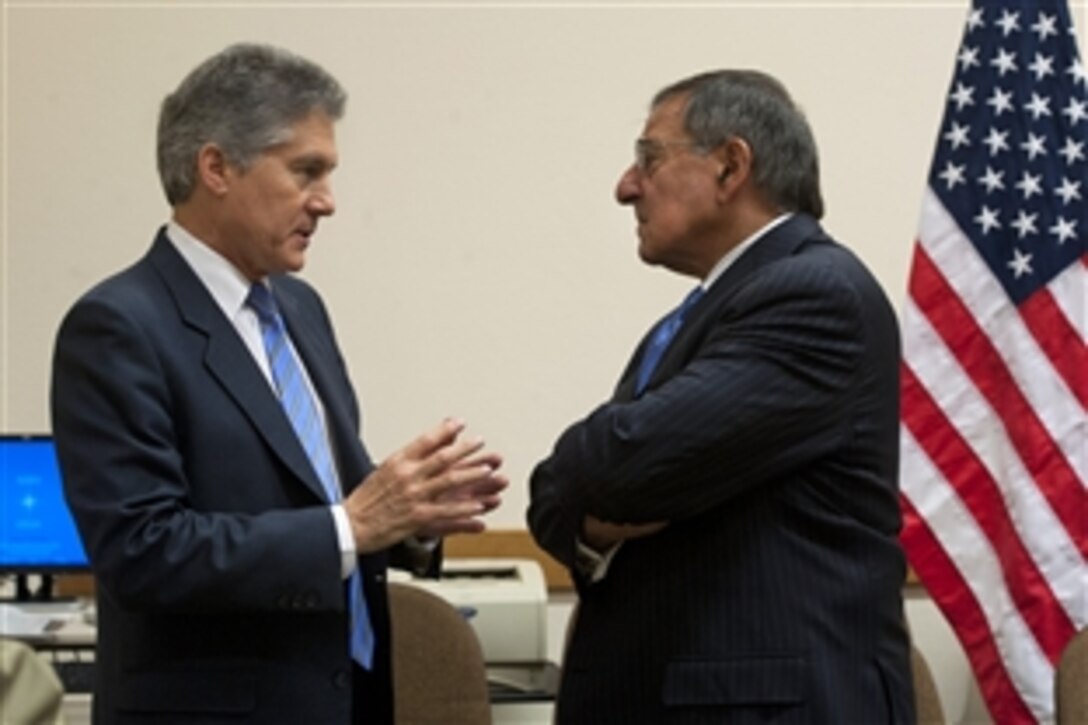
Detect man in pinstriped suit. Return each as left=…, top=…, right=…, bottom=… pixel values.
left=528, top=70, right=915, bottom=724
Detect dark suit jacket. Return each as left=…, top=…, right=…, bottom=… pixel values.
left=528, top=215, right=915, bottom=724
left=51, top=230, right=403, bottom=724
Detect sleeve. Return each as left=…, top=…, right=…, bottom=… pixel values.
left=388, top=537, right=443, bottom=579
left=528, top=259, right=867, bottom=557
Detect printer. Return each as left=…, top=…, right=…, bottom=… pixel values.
left=395, top=558, right=548, bottom=663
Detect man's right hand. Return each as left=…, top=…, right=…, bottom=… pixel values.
left=344, top=419, right=507, bottom=553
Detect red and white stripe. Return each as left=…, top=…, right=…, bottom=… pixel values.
left=900, top=188, right=1088, bottom=723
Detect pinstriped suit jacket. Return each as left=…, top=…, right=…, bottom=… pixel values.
left=528, top=214, right=915, bottom=724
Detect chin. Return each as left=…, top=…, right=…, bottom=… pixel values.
left=637, top=241, right=662, bottom=267
left=281, top=254, right=307, bottom=273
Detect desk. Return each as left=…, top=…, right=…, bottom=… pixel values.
left=62, top=693, right=92, bottom=725
left=489, top=662, right=558, bottom=725
left=0, top=599, right=96, bottom=648
left=59, top=663, right=558, bottom=725
left=10, top=600, right=558, bottom=723
left=492, top=701, right=554, bottom=725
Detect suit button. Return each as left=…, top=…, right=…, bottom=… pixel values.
left=302, top=592, right=319, bottom=609
left=332, top=669, right=350, bottom=689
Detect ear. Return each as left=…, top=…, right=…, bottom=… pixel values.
left=713, top=137, right=754, bottom=199
left=195, top=143, right=232, bottom=197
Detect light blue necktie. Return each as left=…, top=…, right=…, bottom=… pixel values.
left=635, top=286, right=705, bottom=396
left=247, top=283, right=374, bottom=670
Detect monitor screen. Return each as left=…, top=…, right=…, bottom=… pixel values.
left=0, top=435, right=89, bottom=572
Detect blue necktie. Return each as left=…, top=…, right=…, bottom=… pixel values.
left=635, top=287, right=705, bottom=395
left=247, top=283, right=374, bottom=670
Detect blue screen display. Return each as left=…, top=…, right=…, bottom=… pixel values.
left=0, top=436, right=89, bottom=571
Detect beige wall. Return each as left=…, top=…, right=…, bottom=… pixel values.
left=4, top=4, right=1086, bottom=721
left=2, top=1, right=1085, bottom=532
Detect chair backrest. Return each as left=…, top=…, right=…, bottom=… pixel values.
left=0, top=638, right=65, bottom=725
left=911, top=643, right=945, bottom=725
left=387, top=582, right=491, bottom=725
left=1056, top=627, right=1088, bottom=725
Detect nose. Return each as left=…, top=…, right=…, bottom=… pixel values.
left=615, top=164, right=641, bottom=205
left=309, top=182, right=336, bottom=217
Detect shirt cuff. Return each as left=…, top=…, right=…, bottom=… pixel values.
left=330, top=505, right=357, bottom=579
left=575, top=539, right=622, bottom=583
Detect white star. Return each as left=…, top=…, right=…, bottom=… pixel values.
left=967, top=7, right=984, bottom=32
left=996, top=10, right=1021, bottom=37
left=1055, top=176, right=1082, bottom=204
left=1028, top=53, right=1055, bottom=81
left=1007, top=248, right=1033, bottom=278
left=983, top=127, right=1010, bottom=156
left=1031, top=12, right=1059, bottom=41
left=1021, top=133, right=1047, bottom=161
left=991, top=48, right=1019, bottom=76
left=987, top=87, right=1015, bottom=116
left=950, top=82, right=975, bottom=111
left=959, top=46, right=981, bottom=71
left=975, top=205, right=1002, bottom=234
left=944, top=121, right=971, bottom=150
left=939, top=161, right=967, bottom=190
left=977, top=166, right=1005, bottom=193
left=1062, top=97, right=1088, bottom=125
left=1049, top=216, right=1078, bottom=244
left=1024, top=92, right=1052, bottom=120
left=1011, top=210, right=1038, bottom=238
left=1059, top=137, right=1085, bottom=164
left=1067, top=58, right=1088, bottom=85
left=1015, top=170, right=1044, bottom=199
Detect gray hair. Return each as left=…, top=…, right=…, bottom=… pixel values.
left=157, top=43, right=347, bottom=205
left=654, top=70, right=824, bottom=219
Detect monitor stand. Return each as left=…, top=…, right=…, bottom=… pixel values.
left=5, top=573, right=72, bottom=603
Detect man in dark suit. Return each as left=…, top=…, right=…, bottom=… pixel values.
left=51, top=43, right=505, bottom=725
left=528, top=70, right=915, bottom=723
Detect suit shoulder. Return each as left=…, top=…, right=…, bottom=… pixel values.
left=721, top=236, right=895, bottom=335
left=65, top=256, right=166, bottom=321
left=271, top=272, right=318, bottom=296
left=271, top=274, right=325, bottom=308
left=778, top=235, right=890, bottom=302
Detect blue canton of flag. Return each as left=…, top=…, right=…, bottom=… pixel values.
left=931, top=1, right=1088, bottom=304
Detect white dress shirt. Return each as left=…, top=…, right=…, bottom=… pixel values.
left=165, top=220, right=358, bottom=579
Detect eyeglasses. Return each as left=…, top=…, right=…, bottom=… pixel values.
left=634, top=138, right=704, bottom=174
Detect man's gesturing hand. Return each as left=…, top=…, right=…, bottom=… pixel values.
left=344, top=419, right=507, bottom=553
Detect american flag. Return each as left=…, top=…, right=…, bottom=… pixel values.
left=899, top=1, right=1087, bottom=722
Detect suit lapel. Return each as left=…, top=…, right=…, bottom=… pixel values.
left=145, top=232, right=329, bottom=503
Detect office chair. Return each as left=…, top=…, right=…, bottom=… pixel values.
left=910, top=643, right=945, bottom=725
left=1056, top=627, right=1087, bottom=725
left=0, top=638, right=65, bottom=724
left=387, top=582, right=492, bottom=725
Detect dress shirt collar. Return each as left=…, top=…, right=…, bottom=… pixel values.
left=702, top=213, right=793, bottom=291
left=165, top=219, right=258, bottom=320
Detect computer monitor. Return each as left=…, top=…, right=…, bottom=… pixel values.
left=1, top=435, right=89, bottom=595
